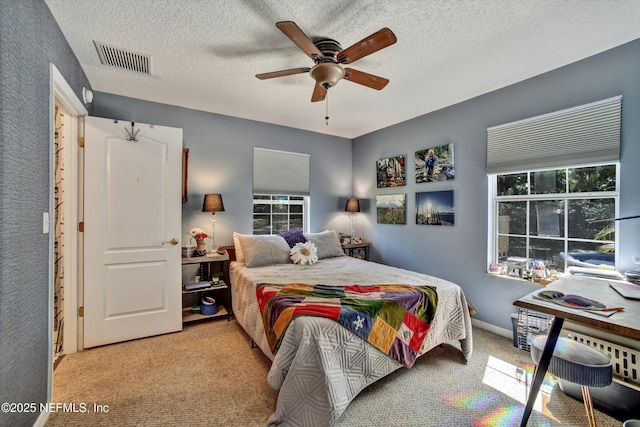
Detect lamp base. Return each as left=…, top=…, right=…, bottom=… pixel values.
left=209, top=215, right=217, bottom=254
left=350, top=214, right=356, bottom=239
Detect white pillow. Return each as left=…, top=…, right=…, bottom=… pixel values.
left=237, top=234, right=291, bottom=268
left=303, top=230, right=345, bottom=259
left=233, top=232, right=245, bottom=263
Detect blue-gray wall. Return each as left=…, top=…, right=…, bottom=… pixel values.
left=2, top=2, right=639, bottom=425
left=353, top=38, right=640, bottom=332
left=0, top=0, right=92, bottom=425
left=92, top=94, right=353, bottom=245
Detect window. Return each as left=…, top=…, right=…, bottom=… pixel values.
left=253, top=195, right=307, bottom=235
left=252, top=148, right=310, bottom=235
left=490, top=163, right=618, bottom=273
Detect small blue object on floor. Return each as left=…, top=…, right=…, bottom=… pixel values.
left=531, top=335, right=613, bottom=427
left=200, top=297, right=218, bottom=316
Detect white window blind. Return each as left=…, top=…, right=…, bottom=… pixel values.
left=487, top=96, right=621, bottom=174
left=253, top=147, right=310, bottom=195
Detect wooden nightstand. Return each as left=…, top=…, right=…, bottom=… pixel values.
left=181, top=251, right=231, bottom=323
left=342, top=241, right=370, bottom=261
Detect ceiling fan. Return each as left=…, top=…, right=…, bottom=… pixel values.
left=256, top=21, right=397, bottom=102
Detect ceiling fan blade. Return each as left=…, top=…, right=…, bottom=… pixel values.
left=256, top=67, right=310, bottom=80
left=276, top=21, right=324, bottom=61
left=344, top=68, right=389, bottom=90
left=311, top=83, right=327, bottom=102
left=337, top=28, right=397, bottom=64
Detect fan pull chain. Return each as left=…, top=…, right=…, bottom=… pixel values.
left=325, top=92, right=329, bottom=126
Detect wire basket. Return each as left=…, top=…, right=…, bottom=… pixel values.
left=516, top=308, right=554, bottom=352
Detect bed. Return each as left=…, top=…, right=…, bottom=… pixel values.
left=230, top=231, right=473, bottom=427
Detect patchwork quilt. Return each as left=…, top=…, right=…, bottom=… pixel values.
left=257, top=283, right=438, bottom=367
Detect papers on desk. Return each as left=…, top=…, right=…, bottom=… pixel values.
left=609, top=281, right=640, bottom=300
left=567, top=266, right=625, bottom=280
left=533, top=290, right=621, bottom=317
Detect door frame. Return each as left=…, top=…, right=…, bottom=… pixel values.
left=48, top=63, right=87, bottom=400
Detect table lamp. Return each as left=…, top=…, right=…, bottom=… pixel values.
left=202, top=194, right=225, bottom=253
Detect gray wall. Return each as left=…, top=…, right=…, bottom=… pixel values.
left=92, top=94, right=353, bottom=246
left=2, top=2, right=639, bottom=424
left=0, top=0, right=92, bottom=425
left=353, top=39, right=640, bottom=332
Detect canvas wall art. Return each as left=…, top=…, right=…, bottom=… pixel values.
left=377, top=155, right=405, bottom=188
left=415, top=143, right=454, bottom=183
left=376, top=194, right=406, bottom=224
left=416, top=190, right=455, bottom=226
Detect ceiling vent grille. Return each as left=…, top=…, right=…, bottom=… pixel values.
left=93, top=41, right=151, bottom=75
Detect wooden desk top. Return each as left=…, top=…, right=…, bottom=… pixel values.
left=514, top=276, right=640, bottom=340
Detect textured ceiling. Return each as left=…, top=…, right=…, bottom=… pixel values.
left=45, top=0, right=640, bottom=139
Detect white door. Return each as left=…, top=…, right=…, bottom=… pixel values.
left=84, top=117, right=183, bottom=348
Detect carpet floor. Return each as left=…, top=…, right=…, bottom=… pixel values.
left=48, top=319, right=625, bottom=426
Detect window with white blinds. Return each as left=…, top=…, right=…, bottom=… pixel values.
left=487, top=96, right=621, bottom=174
left=253, top=147, right=310, bottom=196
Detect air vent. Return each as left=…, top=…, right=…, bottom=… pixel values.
left=93, top=41, right=151, bottom=75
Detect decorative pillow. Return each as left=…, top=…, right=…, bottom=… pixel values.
left=303, top=230, right=345, bottom=259
left=233, top=232, right=245, bottom=264
left=290, top=242, right=318, bottom=265
left=280, top=229, right=306, bottom=248
left=237, top=234, right=291, bottom=268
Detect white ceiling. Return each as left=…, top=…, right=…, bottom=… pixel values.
left=45, top=0, right=640, bottom=139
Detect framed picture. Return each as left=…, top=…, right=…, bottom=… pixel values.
left=376, top=155, right=405, bottom=188
left=416, top=190, right=454, bottom=226
left=415, top=143, right=454, bottom=183
left=376, top=194, right=406, bottom=224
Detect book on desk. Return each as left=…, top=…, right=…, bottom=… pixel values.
left=184, top=281, right=211, bottom=292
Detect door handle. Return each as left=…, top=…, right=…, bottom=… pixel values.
left=163, top=238, right=179, bottom=246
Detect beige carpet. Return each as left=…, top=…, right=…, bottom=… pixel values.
left=48, top=319, right=623, bottom=426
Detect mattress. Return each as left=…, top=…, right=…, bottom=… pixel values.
left=231, top=256, right=473, bottom=426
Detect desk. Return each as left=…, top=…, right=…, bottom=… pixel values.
left=513, top=276, right=640, bottom=426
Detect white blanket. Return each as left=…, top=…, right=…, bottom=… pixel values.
left=231, top=256, right=472, bottom=427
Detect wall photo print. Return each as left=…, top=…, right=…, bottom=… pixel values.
left=416, top=190, right=454, bottom=226
left=376, top=194, right=406, bottom=224
left=415, top=143, right=454, bottom=183
left=377, top=155, right=405, bottom=188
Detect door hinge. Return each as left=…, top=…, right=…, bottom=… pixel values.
left=78, top=221, right=84, bottom=232
left=79, top=136, right=85, bottom=147
left=78, top=306, right=84, bottom=317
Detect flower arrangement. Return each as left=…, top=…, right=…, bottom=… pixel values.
left=186, top=228, right=209, bottom=256
left=290, top=241, right=318, bottom=265
left=187, top=227, right=209, bottom=243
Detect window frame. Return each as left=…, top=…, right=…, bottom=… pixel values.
left=488, top=161, right=619, bottom=274
left=252, top=194, right=309, bottom=235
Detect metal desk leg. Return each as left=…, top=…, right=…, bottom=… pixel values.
left=519, top=316, right=564, bottom=426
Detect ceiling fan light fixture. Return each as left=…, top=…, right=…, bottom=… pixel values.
left=310, top=63, right=345, bottom=89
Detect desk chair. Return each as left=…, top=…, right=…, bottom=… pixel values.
left=531, top=335, right=613, bottom=427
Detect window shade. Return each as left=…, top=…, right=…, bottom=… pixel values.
left=487, top=96, right=621, bottom=174
left=253, top=147, right=310, bottom=195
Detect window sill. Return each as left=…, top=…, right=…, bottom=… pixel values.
left=487, top=272, right=556, bottom=287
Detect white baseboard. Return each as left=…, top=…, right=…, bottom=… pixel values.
left=33, top=410, right=50, bottom=427
left=471, top=318, right=512, bottom=340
